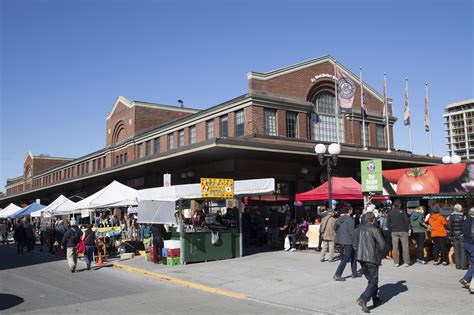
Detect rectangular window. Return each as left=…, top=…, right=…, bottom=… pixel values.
left=360, top=122, right=369, bottom=146
left=67, top=168, right=71, bottom=178
left=168, top=134, right=174, bottom=150
left=190, top=126, right=196, bottom=144
left=81, top=163, right=85, bottom=175
left=286, top=112, right=298, bottom=138
left=146, top=140, right=151, bottom=156
left=116, top=155, right=119, bottom=165
left=124, top=152, right=128, bottom=163
left=76, top=165, right=80, bottom=176
left=221, top=115, right=228, bottom=137
left=207, top=120, right=214, bottom=139
left=264, top=109, right=277, bottom=136
left=376, top=125, right=385, bottom=147
left=97, top=158, right=102, bottom=170
left=235, top=110, right=244, bottom=137
left=137, top=143, right=143, bottom=159
left=103, top=156, right=106, bottom=168
left=179, top=130, right=185, bottom=147
left=154, top=137, right=160, bottom=154
left=86, top=162, right=89, bottom=173
left=120, top=154, right=123, bottom=164
left=92, top=159, right=96, bottom=172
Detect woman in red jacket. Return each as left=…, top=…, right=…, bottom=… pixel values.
left=428, top=207, right=449, bottom=266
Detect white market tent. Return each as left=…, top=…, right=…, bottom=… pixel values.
left=73, top=180, right=139, bottom=213
left=0, top=203, right=22, bottom=219
left=30, top=195, right=76, bottom=218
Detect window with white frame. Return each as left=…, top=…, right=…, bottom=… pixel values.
left=190, top=126, right=196, bottom=144
left=168, top=134, right=174, bottom=150
left=286, top=111, right=298, bottom=138
left=207, top=120, right=214, bottom=139
left=221, top=115, right=228, bottom=137
left=235, top=110, right=244, bottom=137
left=310, top=92, right=344, bottom=143
left=376, top=125, right=385, bottom=147
left=264, top=109, right=277, bottom=136
left=179, top=130, right=185, bottom=147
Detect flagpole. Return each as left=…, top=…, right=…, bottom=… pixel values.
left=406, top=78, right=413, bottom=152
left=360, top=66, right=367, bottom=150
left=426, top=82, right=433, bottom=156
left=334, top=60, right=340, bottom=144
left=384, top=73, right=391, bottom=153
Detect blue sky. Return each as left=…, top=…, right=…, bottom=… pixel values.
left=1, top=0, right=473, bottom=192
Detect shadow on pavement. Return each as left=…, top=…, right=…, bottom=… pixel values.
left=378, top=280, right=408, bottom=302
left=0, top=244, right=64, bottom=271
left=0, top=293, right=24, bottom=311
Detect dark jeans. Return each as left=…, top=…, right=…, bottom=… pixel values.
left=335, top=244, right=357, bottom=277
left=16, top=241, right=24, bottom=254
left=452, top=237, right=467, bottom=269
left=153, top=237, right=164, bottom=263
left=413, top=232, right=425, bottom=261
left=382, top=230, right=391, bottom=257
left=359, top=262, right=379, bottom=303
left=84, top=245, right=95, bottom=267
left=462, top=242, right=474, bottom=282
left=432, top=236, right=448, bottom=263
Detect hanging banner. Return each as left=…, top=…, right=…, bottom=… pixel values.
left=200, top=178, right=234, bottom=199
left=361, top=159, right=383, bottom=193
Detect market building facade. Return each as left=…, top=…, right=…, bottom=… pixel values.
left=1, top=55, right=440, bottom=207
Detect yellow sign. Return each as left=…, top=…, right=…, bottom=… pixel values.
left=200, top=178, right=234, bottom=199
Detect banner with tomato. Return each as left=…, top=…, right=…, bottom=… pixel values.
left=382, top=163, right=471, bottom=196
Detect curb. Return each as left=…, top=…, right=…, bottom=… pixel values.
left=113, top=261, right=247, bottom=299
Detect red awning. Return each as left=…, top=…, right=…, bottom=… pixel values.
left=295, top=177, right=388, bottom=201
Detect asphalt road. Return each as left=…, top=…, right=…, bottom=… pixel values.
left=0, top=245, right=308, bottom=314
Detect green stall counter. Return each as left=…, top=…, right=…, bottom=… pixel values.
left=182, top=230, right=240, bottom=263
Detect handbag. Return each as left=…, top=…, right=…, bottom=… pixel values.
left=77, top=236, right=85, bottom=254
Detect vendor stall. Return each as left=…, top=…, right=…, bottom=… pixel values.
left=138, top=178, right=275, bottom=264
left=0, top=203, right=22, bottom=219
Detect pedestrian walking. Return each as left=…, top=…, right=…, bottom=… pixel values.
left=13, top=221, right=26, bottom=254
left=24, top=218, right=35, bottom=252
left=150, top=223, right=167, bottom=264
left=334, top=206, right=360, bottom=281
left=320, top=210, right=337, bottom=262
left=459, top=207, right=474, bottom=294
left=429, top=207, right=449, bottom=266
left=378, top=209, right=392, bottom=259
left=448, top=204, right=466, bottom=269
left=387, top=199, right=410, bottom=267
left=83, top=224, right=96, bottom=270
left=353, top=212, right=385, bottom=313
left=410, top=206, right=429, bottom=264
left=61, top=218, right=82, bottom=272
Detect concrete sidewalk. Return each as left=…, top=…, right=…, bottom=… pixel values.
left=114, top=249, right=472, bottom=314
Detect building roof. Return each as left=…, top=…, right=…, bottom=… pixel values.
left=446, top=99, right=474, bottom=110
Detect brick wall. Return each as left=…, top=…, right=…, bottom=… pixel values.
left=228, top=112, right=235, bottom=137
left=196, top=122, right=206, bottom=142
left=277, top=110, right=286, bottom=137
left=106, top=101, right=134, bottom=146
left=298, top=113, right=308, bottom=139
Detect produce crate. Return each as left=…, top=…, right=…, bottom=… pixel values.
left=167, top=248, right=180, bottom=258
left=162, top=248, right=167, bottom=258
left=166, top=257, right=181, bottom=266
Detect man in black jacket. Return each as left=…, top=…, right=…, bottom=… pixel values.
left=353, top=212, right=385, bottom=313
left=449, top=204, right=466, bottom=269
left=387, top=199, right=410, bottom=267
left=460, top=207, right=474, bottom=294
left=334, top=206, right=359, bottom=281
left=150, top=224, right=167, bottom=264
left=62, top=218, right=82, bottom=272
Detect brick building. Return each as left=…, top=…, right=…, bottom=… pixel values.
left=1, top=55, right=439, bottom=206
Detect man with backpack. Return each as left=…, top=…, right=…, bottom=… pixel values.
left=62, top=218, right=82, bottom=272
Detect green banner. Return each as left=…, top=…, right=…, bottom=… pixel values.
left=361, top=159, right=383, bottom=193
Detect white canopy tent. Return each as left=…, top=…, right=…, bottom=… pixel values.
left=30, top=195, right=77, bottom=218
left=73, top=180, right=139, bottom=217
left=0, top=203, right=22, bottom=219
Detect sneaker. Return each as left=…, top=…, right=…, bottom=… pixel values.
left=352, top=272, right=362, bottom=278
left=404, top=263, right=410, bottom=267
left=416, top=259, right=427, bottom=264
left=459, top=279, right=470, bottom=289
left=333, top=275, right=346, bottom=282
left=442, top=262, right=448, bottom=266
left=356, top=297, right=370, bottom=313
left=289, top=248, right=296, bottom=252
left=320, top=258, right=326, bottom=262
left=328, top=258, right=335, bottom=262
left=86, top=264, right=91, bottom=270
left=433, top=261, right=441, bottom=266
left=373, top=296, right=384, bottom=307
left=394, top=263, right=400, bottom=267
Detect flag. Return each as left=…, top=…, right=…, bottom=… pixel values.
left=424, top=84, right=430, bottom=132
left=336, top=69, right=355, bottom=113
left=383, top=74, right=388, bottom=123
left=359, top=69, right=367, bottom=118
left=403, top=79, right=410, bottom=125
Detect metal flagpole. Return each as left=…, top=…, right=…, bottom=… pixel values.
left=384, top=73, right=391, bottom=153
left=360, top=67, right=367, bottom=150
left=426, top=83, right=433, bottom=156
left=406, top=78, right=413, bottom=152
left=334, top=60, right=340, bottom=144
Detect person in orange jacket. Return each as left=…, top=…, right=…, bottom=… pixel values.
left=428, top=207, right=449, bottom=265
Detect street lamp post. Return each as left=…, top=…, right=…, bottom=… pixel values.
left=315, top=143, right=342, bottom=207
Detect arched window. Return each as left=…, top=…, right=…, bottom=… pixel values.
left=310, top=92, right=344, bottom=143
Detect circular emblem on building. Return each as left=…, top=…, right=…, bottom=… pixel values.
left=338, top=77, right=355, bottom=99
left=367, top=161, right=376, bottom=172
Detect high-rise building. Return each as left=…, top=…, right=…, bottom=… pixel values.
left=444, top=99, right=474, bottom=160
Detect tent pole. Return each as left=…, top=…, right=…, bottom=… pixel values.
left=179, top=199, right=184, bottom=265
left=237, top=196, right=243, bottom=258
